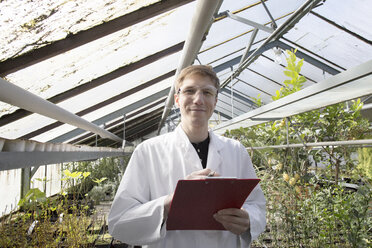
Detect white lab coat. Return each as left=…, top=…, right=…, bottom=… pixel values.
left=108, top=126, right=266, bottom=248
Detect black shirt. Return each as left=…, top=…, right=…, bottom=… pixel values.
left=191, top=135, right=210, bottom=169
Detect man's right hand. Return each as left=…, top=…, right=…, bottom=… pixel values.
left=164, top=194, right=173, bottom=217
left=185, top=168, right=220, bottom=180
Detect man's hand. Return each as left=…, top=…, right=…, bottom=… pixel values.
left=213, top=208, right=250, bottom=235
left=164, top=194, right=173, bottom=217
left=185, top=168, right=220, bottom=180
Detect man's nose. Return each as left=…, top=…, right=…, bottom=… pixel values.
left=192, top=90, right=205, bottom=104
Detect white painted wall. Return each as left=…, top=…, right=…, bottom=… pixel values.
left=0, top=164, right=63, bottom=217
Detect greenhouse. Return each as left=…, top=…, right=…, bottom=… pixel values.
left=0, top=0, right=371, bottom=247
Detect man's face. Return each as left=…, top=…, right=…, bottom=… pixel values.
left=174, top=74, right=218, bottom=129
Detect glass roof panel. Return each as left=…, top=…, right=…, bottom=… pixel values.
left=0, top=0, right=160, bottom=60
left=55, top=52, right=180, bottom=113
left=284, top=12, right=372, bottom=69
left=0, top=2, right=195, bottom=116
left=218, top=0, right=260, bottom=13
left=199, top=0, right=306, bottom=61
left=199, top=31, right=269, bottom=66
left=314, top=0, right=372, bottom=41
left=232, top=80, right=272, bottom=104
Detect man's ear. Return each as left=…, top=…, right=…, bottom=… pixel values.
left=174, top=93, right=180, bottom=108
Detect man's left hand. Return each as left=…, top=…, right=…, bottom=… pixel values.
left=213, top=208, right=250, bottom=235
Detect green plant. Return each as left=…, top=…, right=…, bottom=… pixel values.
left=68, top=156, right=126, bottom=196
left=272, top=49, right=306, bottom=101
left=88, top=183, right=115, bottom=205
left=18, top=188, right=46, bottom=209
left=18, top=188, right=47, bottom=219
left=356, top=147, right=372, bottom=180
left=0, top=212, right=30, bottom=247
left=0, top=155, right=131, bottom=247
left=61, top=168, right=91, bottom=202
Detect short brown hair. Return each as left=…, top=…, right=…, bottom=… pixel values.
left=175, top=65, right=220, bottom=93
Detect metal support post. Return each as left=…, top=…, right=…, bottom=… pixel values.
left=225, top=10, right=274, bottom=33
left=20, top=167, right=31, bottom=199
left=44, top=165, right=47, bottom=193
left=122, top=114, right=126, bottom=149
left=239, top=28, right=258, bottom=67
left=230, top=67, right=234, bottom=118
left=260, top=0, right=277, bottom=29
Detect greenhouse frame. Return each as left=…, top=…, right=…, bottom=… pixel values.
left=0, top=0, right=371, bottom=247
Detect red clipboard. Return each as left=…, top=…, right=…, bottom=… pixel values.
left=166, top=178, right=260, bottom=230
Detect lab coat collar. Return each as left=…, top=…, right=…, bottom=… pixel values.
left=174, top=125, right=203, bottom=169
left=174, top=125, right=191, bottom=148
left=173, top=125, right=223, bottom=151
left=206, top=129, right=223, bottom=172
left=174, top=125, right=224, bottom=172
left=208, top=128, right=224, bottom=152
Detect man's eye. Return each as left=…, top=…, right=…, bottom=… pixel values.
left=184, top=89, right=195, bottom=94
left=203, top=90, right=215, bottom=96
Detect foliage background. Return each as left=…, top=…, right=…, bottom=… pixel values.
left=224, top=50, right=371, bottom=247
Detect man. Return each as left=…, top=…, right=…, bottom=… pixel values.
left=108, top=65, right=266, bottom=247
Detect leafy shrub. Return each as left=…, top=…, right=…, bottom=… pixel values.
left=225, top=50, right=371, bottom=247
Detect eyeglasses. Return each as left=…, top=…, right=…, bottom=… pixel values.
left=177, top=86, right=218, bottom=99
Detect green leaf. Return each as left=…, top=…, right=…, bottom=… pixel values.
left=70, top=171, right=82, bottom=179
left=286, top=62, right=295, bottom=72
left=18, top=188, right=46, bottom=207
left=83, top=172, right=91, bottom=178
left=298, top=76, right=307, bottom=84
left=295, top=59, right=304, bottom=72
left=93, top=177, right=107, bottom=184
left=284, top=70, right=298, bottom=79
left=252, top=94, right=263, bottom=107
left=63, top=169, right=72, bottom=177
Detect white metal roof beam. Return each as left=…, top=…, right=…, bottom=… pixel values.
left=0, top=137, right=129, bottom=171
left=240, top=28, right=259, bottom=66
left=0, top=151, right=127, bottom=171
left=248, top=139, right=372, bottom=150
left=260, top=0, right=278, bottom=29
left=0, top=77, right=123, bottom=143
left=225, top=11, right=274, bottom=33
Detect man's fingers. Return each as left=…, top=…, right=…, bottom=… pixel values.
left=200, top=168, right=213, bottom=176
left=185, top=168, right=220, bottom=179
left=213, top=208, right=250, bottom=235
left=214, top=212, right=248, bottom=226
left=217, top=208, right=248, bottom=218
left=217, top=221, right=246, bottom=235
